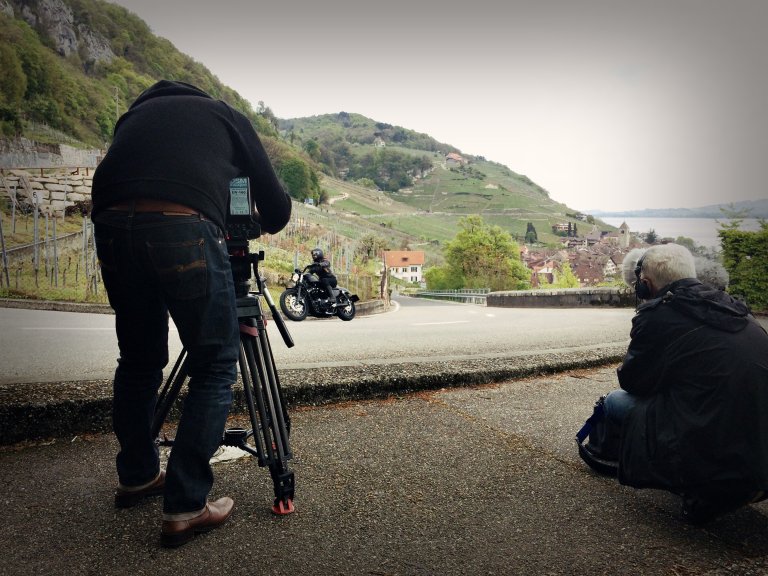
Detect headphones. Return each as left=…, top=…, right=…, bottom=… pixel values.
left=634, top=254, right=652, bottom=300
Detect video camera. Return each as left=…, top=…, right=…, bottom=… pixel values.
left=226, top=177, right=261, bottom=243
left=226, top=177, right=262, bottom=296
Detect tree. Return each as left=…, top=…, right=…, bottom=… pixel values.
left=424, top=265, right=463, bottom=290
left=719, top=225, right=768, bottom=312
left=278, top=157, right=315, bottom=201
left=646, top=228, right=658, bottom=244
left=525, top=222, right=538, bottom=244
left=717, top=203, right=752, bottom=230
left=442, top=215, right=530, bottom=291
left=303, top=138, right=321, bottom=162
left=356, top=234, right=390, bottom=264
left=550, top=261, right=580, bottom=288
left=0, top=43, right=26, bottom=106
left=0, top=43, right=25, bottom=135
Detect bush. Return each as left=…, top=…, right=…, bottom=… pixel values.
left=719, top=226, right=768, bottom=312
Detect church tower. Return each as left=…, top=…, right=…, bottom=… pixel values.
left=619, top=221, right=630, bottom=248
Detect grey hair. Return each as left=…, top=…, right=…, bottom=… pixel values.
left=640, top=243, right=697, bottom=290
left=621, top=248, right=647, bottom=286
left=694, top=256, right=729, bottom=290
left=622, top=245, right=728, bottom=291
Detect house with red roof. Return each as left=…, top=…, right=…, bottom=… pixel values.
left=384, top=250, right=425, bottom=284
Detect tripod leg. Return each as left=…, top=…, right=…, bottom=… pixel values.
left=239, top=319, right=295, bottom=514
left=151, top=348, right=189, bottom=443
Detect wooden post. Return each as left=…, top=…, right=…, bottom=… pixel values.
left=33, top=196, right=39, bottom=277
left=52, top=216, right=58, bottom=287
left=44, top=212, right=49, bottom=276
left=0, top=210, right=9, bottom=288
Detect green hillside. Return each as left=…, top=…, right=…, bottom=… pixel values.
left=1, top=0, right=609, bottom=263
left=281, top=114, right=603, bottom=245
left=0, top=0, right=277, bottom=144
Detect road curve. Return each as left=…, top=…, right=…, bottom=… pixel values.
left=0, top=296, right=635, bottom=385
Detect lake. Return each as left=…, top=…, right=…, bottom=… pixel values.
left=601, top=217, right=762, bottom=249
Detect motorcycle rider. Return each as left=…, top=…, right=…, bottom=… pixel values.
left=308, top=248, right=337, bottom=306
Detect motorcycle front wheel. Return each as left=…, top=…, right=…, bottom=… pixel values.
left=336, top=297, right=356, bottom=321
left=279, top=289, right=308, bottom=321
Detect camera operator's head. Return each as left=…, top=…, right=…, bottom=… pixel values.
left=636, top=243, right=697, bottom=298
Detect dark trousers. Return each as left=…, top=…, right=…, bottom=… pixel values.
left=320, top=276, right=337, bottom=300
left=94, top=210, right=239, bottom=515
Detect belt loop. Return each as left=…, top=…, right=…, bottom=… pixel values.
left=128, top=198, right=136, bottom=218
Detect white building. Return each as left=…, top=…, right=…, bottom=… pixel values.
left=384, top=250, right=425, bottom=283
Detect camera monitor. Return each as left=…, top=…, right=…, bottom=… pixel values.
left=227, top=177, right=261, bottom=240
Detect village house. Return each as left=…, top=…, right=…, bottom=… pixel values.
left=523, top=250, right=570, bottom=287
left=445, top=152, right=467, bottom=166
left=526, top=239, right=634, bottom=287
left=600, top=222, right=631, bottom=248
left=569, top=247, right=629, bottom=286
left=384, top=250, right=425, bottom=284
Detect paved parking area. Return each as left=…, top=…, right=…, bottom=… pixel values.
left=3, top=366, right=768, bottom=576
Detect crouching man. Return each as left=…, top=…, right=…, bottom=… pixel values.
left=587, top=243, right=768, bottom=523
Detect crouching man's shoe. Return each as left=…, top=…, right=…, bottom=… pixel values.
left=681, top=490, right=766, bottom=525
left=114, top=471, right=165, bottom=508
left=160, top=497, right=234, bottom=548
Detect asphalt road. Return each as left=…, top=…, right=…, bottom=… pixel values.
left=0, top=296, right=636, bottom=385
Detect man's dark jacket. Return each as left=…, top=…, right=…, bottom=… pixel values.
left=91, top=80, right=291, bottom=233
left=308, top=258, right=335, bottom=279
left=617, top=278, right=768, bottom=496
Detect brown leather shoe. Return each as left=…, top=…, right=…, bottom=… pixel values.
left=160, top=497, right=234, bottom=548
left=114, top=471, right=165, bottom=508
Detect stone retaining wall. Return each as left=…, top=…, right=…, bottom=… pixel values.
left=487, top=287, right=636, bottom=308
left=1, top=168, right=93, bottom=217
left=0, top=137, right=102, bottom=169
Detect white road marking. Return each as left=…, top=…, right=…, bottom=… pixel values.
left=411, top=321, right=471, bottom=326
left=22, top=327, right=114, bottom=331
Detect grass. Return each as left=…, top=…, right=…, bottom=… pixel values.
left=1, top=207, right=106, bottom=301
left=1, top=208, right=87, bottom=247
left=1, top=251, right=108, bottom=303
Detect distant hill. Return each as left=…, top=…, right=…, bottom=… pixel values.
left=590, top=199, right=768, bottom=219
left=280, top=112, right=596, bottom=244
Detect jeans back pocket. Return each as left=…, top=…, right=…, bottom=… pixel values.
left=147, top=238, right=207, bottom=300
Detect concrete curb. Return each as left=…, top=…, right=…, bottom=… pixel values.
left=0, top=344, right=625, bottom=445
left=0, top=297, right=388, bottom=317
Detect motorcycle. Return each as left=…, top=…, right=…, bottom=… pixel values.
left=279, top=266, right=359, bottom=321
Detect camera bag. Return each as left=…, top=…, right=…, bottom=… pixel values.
left=575, top=395, right=620, bottom=477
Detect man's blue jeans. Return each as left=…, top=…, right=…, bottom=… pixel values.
left=603, top=389, right=639, bottom=425
left=94, top=210, right=239, bottom=516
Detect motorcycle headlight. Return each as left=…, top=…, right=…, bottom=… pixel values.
left=291, top=273, right=300, bottom=282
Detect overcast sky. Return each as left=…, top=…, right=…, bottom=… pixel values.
left=109, top=0, right=768, bottom=213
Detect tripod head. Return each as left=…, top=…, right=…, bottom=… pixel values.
left=225, top=236, right=294, bottom=349
left=226, top=235, right=257, bottom=298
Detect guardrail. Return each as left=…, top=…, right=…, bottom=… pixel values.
left=412, top=289, right=490, bottom=304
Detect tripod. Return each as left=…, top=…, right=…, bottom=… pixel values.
left=151, top=244, right=296, bottom=515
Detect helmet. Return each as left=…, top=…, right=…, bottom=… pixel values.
left=311, top=248, right=324, bottom=262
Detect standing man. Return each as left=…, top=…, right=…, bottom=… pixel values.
left=91, top=80, right=291, bottom=547
left=596, top=243, right=768, bottom=523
